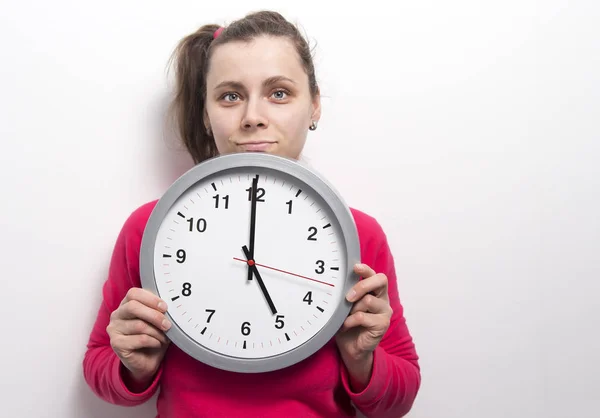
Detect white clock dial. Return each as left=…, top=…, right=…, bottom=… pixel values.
left=152, top=169, right=346, bottom=359
left=141, top=153, right=360, bottom=373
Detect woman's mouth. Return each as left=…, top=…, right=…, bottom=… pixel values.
left=237, top=142, right=275, bottom=152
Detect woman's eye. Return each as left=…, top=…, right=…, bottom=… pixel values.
left=223, top=93, right=240, bottom=102
left=272, top=90, right=288, bottom=100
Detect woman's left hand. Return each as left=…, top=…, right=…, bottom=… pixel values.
left=335, top=263, right=393, bottom=386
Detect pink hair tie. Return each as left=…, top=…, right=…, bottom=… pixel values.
left=213, top=27, right=224, bottom=39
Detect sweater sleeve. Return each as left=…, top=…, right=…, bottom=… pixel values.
left=82, top=204, right=163, bottom=406
left=341, top=222, right=421, bottom=417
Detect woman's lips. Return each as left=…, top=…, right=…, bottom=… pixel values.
left=238, top=142, right=275, bottom=151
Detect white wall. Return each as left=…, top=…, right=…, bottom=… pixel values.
left=1, top=0, right=598, bottom=417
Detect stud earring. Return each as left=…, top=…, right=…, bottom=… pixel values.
left=309, top=121, right=318, bottom=131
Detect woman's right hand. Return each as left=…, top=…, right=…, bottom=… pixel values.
left=106, top=287, right=172, bottom=389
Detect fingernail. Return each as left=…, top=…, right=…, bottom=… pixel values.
left=158, top=301, right=167, bottom=311
left=346, top=289, right=356, bottom=302
left=162, top=319, right=171, bottom=330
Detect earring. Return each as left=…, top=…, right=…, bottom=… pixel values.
left=309, top=121, right=318, bottom=131
left=206, top=126, right=212, bottom=136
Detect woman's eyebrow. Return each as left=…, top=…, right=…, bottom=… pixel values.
left=263, top=75, right=297, bottom=87
left=213, top=80, right=246, bottom=91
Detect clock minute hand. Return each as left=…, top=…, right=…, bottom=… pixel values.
left=247, top=175, right=258, bottom=281
left=242, top=245, right=277, bottom=315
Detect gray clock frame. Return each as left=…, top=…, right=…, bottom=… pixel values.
left=140, top=153, right=361, bottom=373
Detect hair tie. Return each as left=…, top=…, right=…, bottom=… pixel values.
left=213, top=27, right=224, bottom=39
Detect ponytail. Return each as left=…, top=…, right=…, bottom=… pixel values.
left=168, top=24, right=221, bottom=164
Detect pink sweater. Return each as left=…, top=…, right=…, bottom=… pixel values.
left=83, top=200, right=421, bottom=417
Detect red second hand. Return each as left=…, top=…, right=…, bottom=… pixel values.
left=233, top=257, right=335, bottom=287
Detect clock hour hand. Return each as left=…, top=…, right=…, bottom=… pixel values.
left=247, top=175, right=259, bottom=281
left=242, top=245, right=277, bottom=315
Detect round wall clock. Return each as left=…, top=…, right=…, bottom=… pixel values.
left=140, top=153, right=360, bottom=373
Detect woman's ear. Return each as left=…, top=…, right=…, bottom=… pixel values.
left=203, top=108, right=211, bottom=135
left=311, top=87, right=322, bottom=123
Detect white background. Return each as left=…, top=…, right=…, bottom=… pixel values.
left=1, top=1, right=598, bottom=417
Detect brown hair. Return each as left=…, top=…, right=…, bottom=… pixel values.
left=168, top=10, right=319, bottom=164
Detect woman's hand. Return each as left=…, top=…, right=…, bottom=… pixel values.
left=106, top=287, right=171, bottom=390
left=335, top=263, right=393, bottom=390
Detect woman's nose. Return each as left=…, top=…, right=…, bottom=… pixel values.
left=240, top=98, right=269, bottom=130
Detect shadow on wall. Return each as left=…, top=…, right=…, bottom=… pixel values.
left=71, top=371, right=158, bottom=418
left=146, top=90, right=197, bottom=193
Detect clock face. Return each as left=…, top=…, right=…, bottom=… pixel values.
left=141, top=154, right=360, bottom=372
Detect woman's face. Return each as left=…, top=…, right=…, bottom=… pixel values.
left=204, top=35, right=321, bottom=160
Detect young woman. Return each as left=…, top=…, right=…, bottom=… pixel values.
left=83, top=10, right=421, bottom=418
